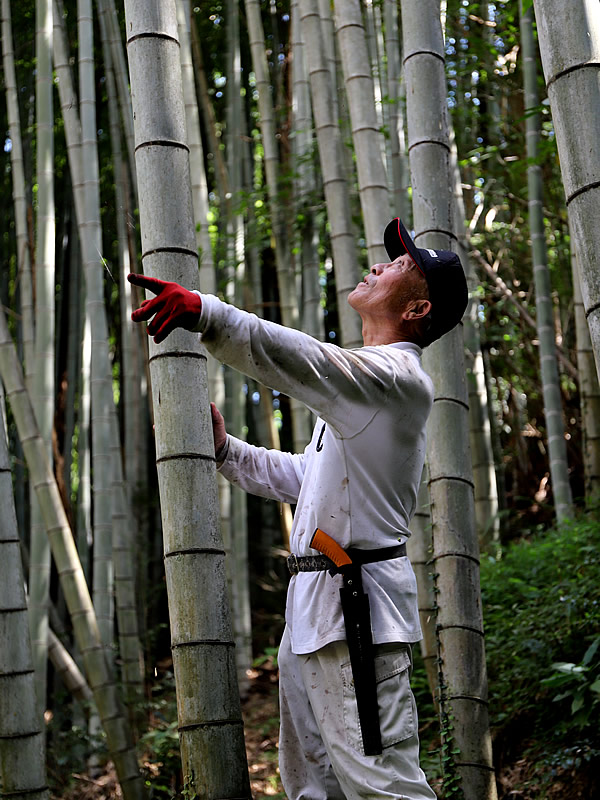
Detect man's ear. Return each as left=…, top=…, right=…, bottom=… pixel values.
left=402, top=299, right=432, bottom=321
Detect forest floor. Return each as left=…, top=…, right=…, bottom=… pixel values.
left=54, top=659, right=597, bottom=800
left=55, top=661, right=284, bottom=800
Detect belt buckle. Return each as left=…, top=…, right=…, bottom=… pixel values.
left=288, top=553, right=300, bottom=575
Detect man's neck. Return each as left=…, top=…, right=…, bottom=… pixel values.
left=361, top=326, right=417, bottom=347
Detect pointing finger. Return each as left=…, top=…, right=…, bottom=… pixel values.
left=127, top=273, right=168, bottom=294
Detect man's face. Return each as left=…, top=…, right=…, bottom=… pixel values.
left=348, top=253, right=427, bottom=316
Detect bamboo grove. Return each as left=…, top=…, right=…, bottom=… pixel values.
left=0, top=0, right=599, bottom=798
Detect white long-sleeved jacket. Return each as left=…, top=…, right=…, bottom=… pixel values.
left=195, top=294, right=434, bottom=654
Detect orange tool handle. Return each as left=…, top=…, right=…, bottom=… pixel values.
left=310, top=528, right=353, bottom=568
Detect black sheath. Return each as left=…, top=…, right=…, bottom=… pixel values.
left=339, top=564, right=382, bottom=756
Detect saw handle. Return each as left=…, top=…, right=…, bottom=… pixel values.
left=310, top=528, right=353, bottom=568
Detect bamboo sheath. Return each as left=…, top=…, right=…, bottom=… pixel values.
left=532, top=0, right=600, bottom=384
left=0, top=390, right=48, bottom=800
left=401, top=2, right=497, bottom=797
left=124, top=1, right=250, bottom=795
left=0, top=311, right=144, bottom=798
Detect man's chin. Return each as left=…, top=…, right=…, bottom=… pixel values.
left=347, top=284, right=364, bottom=308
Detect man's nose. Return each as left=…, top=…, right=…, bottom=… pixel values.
left=371, top=264, right=384, bottom=275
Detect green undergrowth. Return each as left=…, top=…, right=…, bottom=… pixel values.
left=481, top=513, right=600, bottom=795
left=482, top=514, right=600, bottom=731
left=413, top=511, right=600, bottom=798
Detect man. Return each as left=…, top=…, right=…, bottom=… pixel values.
left=129, top=217, right=468, bottom=800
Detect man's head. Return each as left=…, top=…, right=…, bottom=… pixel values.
left=348, top=249, right=433, bottom=346
left=382, top=218, right=468, bottom=346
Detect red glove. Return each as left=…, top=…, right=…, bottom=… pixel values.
left=128, top=273, right=202, bottom=344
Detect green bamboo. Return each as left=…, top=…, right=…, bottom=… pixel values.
left=98, top=1, right=146, bottom=717
left=0, top=308, right=145, bottom=798
left=333, top=0, right=389, bottom=264
left=29, top=0, right=56, bottom=719
left=124, top=1, right=251, bottom=795
left=571, top=235, right=600, bottom=503
left=224, top=0, right=253, bottom=697
left=0, top=0, right=34, bottom=378
left=0, top=385, right=48, bottom=800
left=401, top=1, right=497, bottom=796
left=298, top=0, right=363, bottom=348
left=532, top=0, right=600, bottom=382
left=290, top=0, right=325, bottom=344
left=521, top=1, right=573, bottom=522
left=383, top=0, right=410, bottom=221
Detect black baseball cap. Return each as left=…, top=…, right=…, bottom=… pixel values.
left=383, top=217, right=468, bottom=346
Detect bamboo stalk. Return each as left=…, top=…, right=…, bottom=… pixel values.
left=532, top=0, right=600, bottom=383
left=520, top=1, right=573, bottom=522
left=0, top=307, right=145, bottom=798
left=401, top=1, right=497, bottom=796
left=123, top=2, right=251, bottom=795
left=0, top=384, right=48, bottom=800
left=298, top=0, right=363, bottom=348
left=332, top=0, right=389, bottom=265
left=30, top=0, right=56, bottom=719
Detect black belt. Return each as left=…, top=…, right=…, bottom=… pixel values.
left=287, top=543, right=406, bottom=576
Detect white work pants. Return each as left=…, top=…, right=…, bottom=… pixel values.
left=278, top=627, right=437, bottom=800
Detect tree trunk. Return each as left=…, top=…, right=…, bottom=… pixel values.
left=521, top=1, right=573, bottom=523
left=290, top=0, right=325, bottom=346
left=177, top=0, right=214, bottom=287
left=96, top=0, right=137, bottom=193
left=244, top=0, right=313, bottom=451
left=450, top=134, right=499, bottom=546
left=532, top=0, right=600, bottom=382
left=30, top=0, right=56, bottom=719
left=99, top=0, right=146, bottom=719
left=1, top=0, right=34, bottom=376
left=0, top=388, right=48, bottom=800
left=243, top=0, right=297, bottom=329
left=383, top=0, right=409, bottom=221
left=190, top=19, right=230, bottom=210
left=0, top=309, right=144, bottom=799
left=572, top=242, right=600, bottom=504
left=225, top=0, right=253, bottom=698
left=298, top=0, right=363, bottom=348
left=48, top=628, right=94, bottom=705
left=400, top=2, right=497, bottom=797
left=405, top=470, right=438, bottom=700
left=124, top=2, right=251, bottom=796
left=333, top=0, right=389, bottom=265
